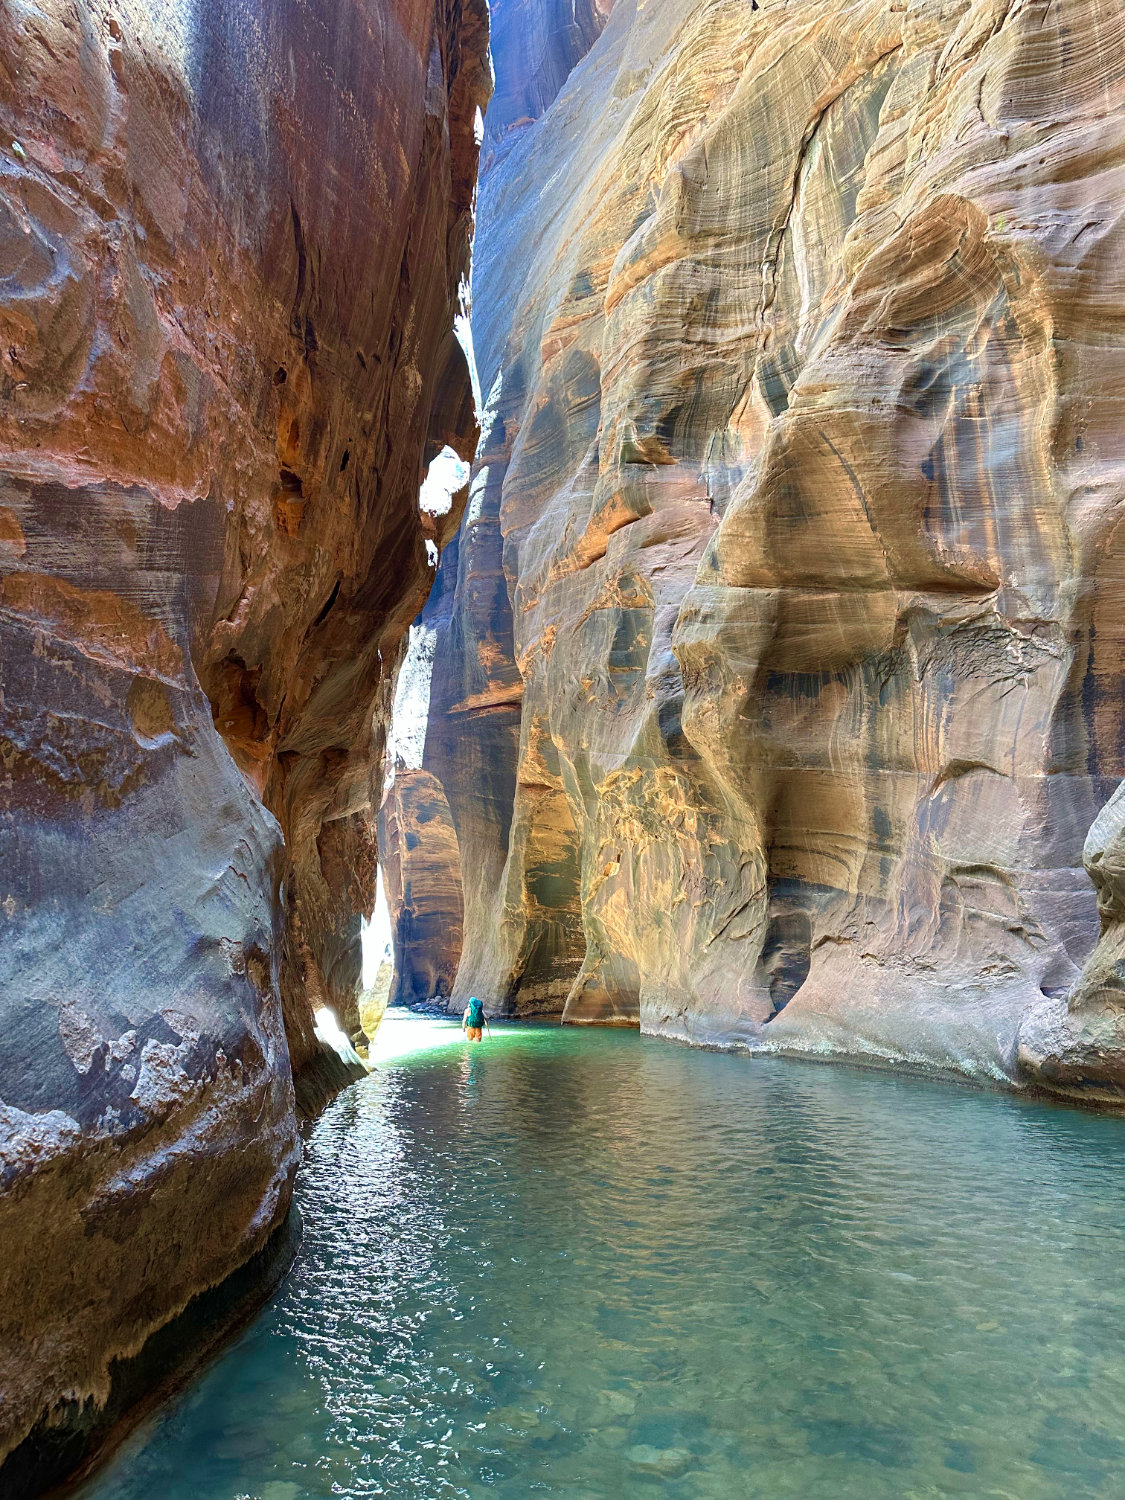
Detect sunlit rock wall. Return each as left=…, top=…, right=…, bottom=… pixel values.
left=379, top=577, right=467, bottom=1008
left=405, top=0, right=1125, bottom=1095
left=0, top=0, right=487, bottom=1485
left=379, top=0, right=612, bottom=1011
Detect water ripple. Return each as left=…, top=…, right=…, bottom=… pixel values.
left=80, top=1022, right=1125, bottom=1500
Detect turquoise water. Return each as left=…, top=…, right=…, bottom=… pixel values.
left=78, top=1016, right=1125, bottom=1500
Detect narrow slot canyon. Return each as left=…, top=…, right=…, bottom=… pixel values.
left=3, top=1, right=1125, bottom=1497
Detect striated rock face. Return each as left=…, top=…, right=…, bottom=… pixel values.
left=485, top=0, right=614, bottom=143
left=399, top=0, right=1125, bottom=1094
left=381, top=759, right=465, bottom=1008
left=379, top=2, right=611, bottom=1011
left=0, top=0, right=487, bottom=1485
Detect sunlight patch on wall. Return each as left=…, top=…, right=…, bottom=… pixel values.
left=384, top=622, right=437, bottom=788
left=313, top=1006, right=367, bottom=1068
left=361, top=868, right=393, bottom=990
left=466, top=465, right=489, bottom=526
left=455, top=275, right=483, bottom=416
left=118, top=0, right=194, bottom=75
left=479, top=369, right=503, bottom=448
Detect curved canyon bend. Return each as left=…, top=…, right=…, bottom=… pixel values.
left=3, top=0, right=1125, bottom=1496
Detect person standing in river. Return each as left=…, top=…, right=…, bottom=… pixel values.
left=462, top=996, right=491, bottom=1042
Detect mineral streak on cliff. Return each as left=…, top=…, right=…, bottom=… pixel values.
left=485, top=0, right=615, bottom=146
left=0, top=0, right=488, bottom=1485
left=395, top=0, right=1125, bottom=1097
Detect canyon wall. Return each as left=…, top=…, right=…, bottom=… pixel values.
left=394, top=0, right=1125, bottom=1100
left=0, top=0, right=487, bottom=1488
left=381, top=0, right=616, bottom=1009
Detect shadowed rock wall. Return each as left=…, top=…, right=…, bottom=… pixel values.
left=401, top=0, right=1125, bottom=1099
left=0, top=0, right=487, bottom=1484
left=485, top=0, right=614, bottom=144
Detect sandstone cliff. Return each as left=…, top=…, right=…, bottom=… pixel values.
left=394, top=0, right=1125, bottom=1100
left=0, top=0, right=487, bottom=1487
left=380, top=0, right=615, bottom=1010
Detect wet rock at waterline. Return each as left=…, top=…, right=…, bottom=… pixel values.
left=1019, top=783, right=1125, bottom=1100
left=391, top=0, right=1125, bottom=1093
left=0, top=0, right=488, bottom=1486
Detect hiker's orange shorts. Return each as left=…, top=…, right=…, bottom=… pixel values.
left=466, top=1025, right=483, bottom=1041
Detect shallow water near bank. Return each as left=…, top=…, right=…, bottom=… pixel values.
left=78, top=1015, right=1125, bottom=1500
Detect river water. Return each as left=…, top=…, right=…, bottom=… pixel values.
left=78, top=1014, right=1125, bottom=1500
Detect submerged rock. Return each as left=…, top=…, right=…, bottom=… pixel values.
left=626, top=1444, right=695, bottom=1476
left=0, top=0, right=488, bottom=1487
left=392, top=0, right=1125, bottom=1091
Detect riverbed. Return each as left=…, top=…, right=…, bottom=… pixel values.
left=78, top=1014, right=1125, bottom=1499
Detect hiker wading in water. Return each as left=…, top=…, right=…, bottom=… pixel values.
left=462, top=996, right=491, bottom=1043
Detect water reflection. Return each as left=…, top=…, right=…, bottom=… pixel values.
left=80, top=1023, right=1125, bottom=1500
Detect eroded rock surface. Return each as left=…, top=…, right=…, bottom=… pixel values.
left=0, top=0, right=487, bottom=1484
left=398, top=0, right=1125, bottom=1091
left=1019, top=785, right=1125, bottom=1101
left=485, top=0, right=614, bottom=144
